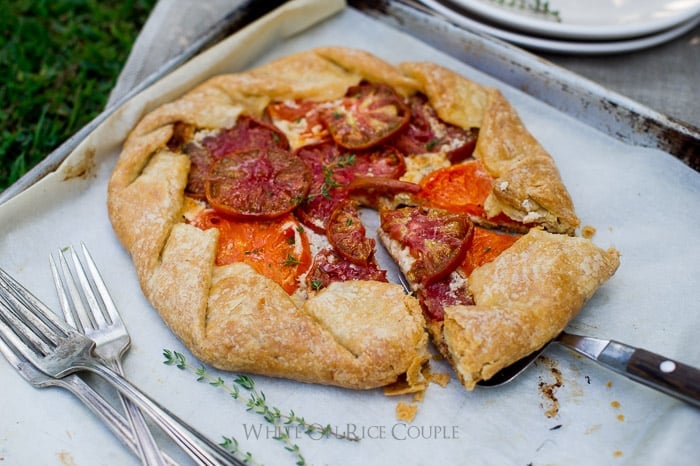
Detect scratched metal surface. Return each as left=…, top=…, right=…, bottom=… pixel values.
left=349, top=0, right=700, bottom=171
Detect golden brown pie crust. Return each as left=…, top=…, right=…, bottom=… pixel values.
left=443, top=229, right=620, bottom=389
left=108, top=47, right=595, bottom=390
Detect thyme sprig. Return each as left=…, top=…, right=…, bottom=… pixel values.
left=163, top=349, right=358, bottom=465
left=304, top=153, right=357, bottom=201
left=220, top=436, right=259, bottom=465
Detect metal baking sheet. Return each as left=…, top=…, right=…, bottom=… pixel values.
left=350, top=0, right=700, bottom=170
left=1, top=1, right=699, bottom=465
left=1, top=0, right=697, bottom=208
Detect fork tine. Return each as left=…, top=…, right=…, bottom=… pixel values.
left=0, top=294, right=60, bottom=363
left=79, top=243, right=120, bottom=326
left=0, top=268, right=68, bottom=347
left=49, top=254, right=80, bottom=331
left=70, top=245, right=111, bottom=328
left=54, top=248, right=98, bottom=333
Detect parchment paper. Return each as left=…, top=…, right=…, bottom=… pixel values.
left=1, top=1, right=699, bottom=465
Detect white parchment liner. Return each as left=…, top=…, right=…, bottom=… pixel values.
left=1, top=1, right=698, bottom=465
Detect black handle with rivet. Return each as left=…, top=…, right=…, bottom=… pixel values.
left=558, top=333, right=700, bottom=409
left=593, top=339, right=700, bottom=408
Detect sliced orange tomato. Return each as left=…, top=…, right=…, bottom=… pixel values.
left=460, top=226, right=521, bottom=276
left=191, top=211, right=311, bottom=294
left=418, top=159, right=493, bottom=217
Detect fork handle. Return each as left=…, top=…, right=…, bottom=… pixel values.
left=111, top=359, right=168, bottom=466
left=59, top=374, right=178, bottom=466
left=84, top=361, right=244, bottom=466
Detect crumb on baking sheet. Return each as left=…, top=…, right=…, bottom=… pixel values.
left=430, top=371, right=451, bottom=388
left=396, top=401, right=418, bottom=422
left=581, top=225, right=596, bottom=238
left=537, top=356, right=563, bottom=418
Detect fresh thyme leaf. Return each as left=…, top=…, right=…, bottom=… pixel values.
left=282, top=253, right=301, bottom=266
left=335, top=154, right=356, bottom=168
left=310, top=279, right=324, bottom=291
left=162, top=349, right=359, bottom=456
left=220, top=436, right=260, bottom=465
left=235, top=374, right=256, bottom=391
left=162, top=349, right=187, bottom=369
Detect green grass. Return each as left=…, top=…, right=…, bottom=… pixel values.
left=0, top=0, right=157, bottom=192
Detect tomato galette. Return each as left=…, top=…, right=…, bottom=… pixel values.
left=108, top=47, right=619, bottom=392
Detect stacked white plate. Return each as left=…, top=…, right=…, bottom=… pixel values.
left=419, top=0, right=700, bottom=54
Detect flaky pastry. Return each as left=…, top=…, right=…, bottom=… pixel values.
left=108, top=47, right=593, bottom=390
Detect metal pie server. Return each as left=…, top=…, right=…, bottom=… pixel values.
left=479, top=331, right=700, bottom=408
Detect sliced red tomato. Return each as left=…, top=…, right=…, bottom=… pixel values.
left=205, top=148, right=311, bottom=219
left=265, top=99, right=326, bottom=128
left=294, top=142, right=407, bottom=232
left=191, top=211, right=311, bottom=294
left=348, top=176, right=421, bottom=209
left=201, top=115, right=290, bottom=157
left=417, top=278, right=474, bottom=322
left=322, top=83, right=410, bottom=150
left=380, top=206, right=474, bottom=286
left=418, top=160, right=493, bottom=217
left=327, top=200, right=375, bottom=265
left=182, top=116, right=291, bottom=200
left=351, top=145, right=407, bottom=179
left=183, top=142, right=214, bottom=199
left=391, top=94, right=478, bottom=163
left=294, top=142, right=351, bottom=233
left=305, top=248, right=387, bottom=292
left=460, top=227, right=521, bottom=276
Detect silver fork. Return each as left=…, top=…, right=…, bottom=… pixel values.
left=0, top=266, right=245, bottom=466
left=49, top=244, right=167, bottom=466
left=0, top=328, right=177, bottom=464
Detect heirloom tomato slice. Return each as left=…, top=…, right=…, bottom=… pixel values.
left=205, top=148, right=310, bottom=219
left=460, top=226, right=520, bottom=276
left=418, top=160, right=493, bottom=217
left=191, top=211, right=311, bottom=294
left=327, top=200, right=375, bottom=265
left=323, top=83, right=410, bottom=150
left=305, top=248, right=387, bottom=292
left=380, top=206, right=474, bottom=286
